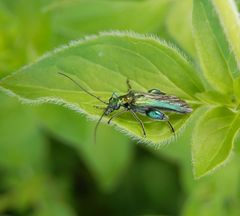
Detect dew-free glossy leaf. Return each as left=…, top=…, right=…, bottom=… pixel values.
left=0, top=32, right=203, bottom=144
left=192, top=106, right=240, bottom=178
left=192, top=0, right=239, bottom=93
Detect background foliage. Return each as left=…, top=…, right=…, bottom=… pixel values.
left=0, top=0, right=240, bottom=215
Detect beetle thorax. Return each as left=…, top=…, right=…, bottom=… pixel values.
left=120, top=94, right=134, bottom=107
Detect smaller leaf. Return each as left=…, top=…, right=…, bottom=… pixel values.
left=192, top=0, right=239, bottom=93
left=192, top=106, right=240, bottom=178
left=166, top=0, right=196, bottom=57
left=212, top=0, right=240, bottom=73
left=182, top=154, right=240, bottom=216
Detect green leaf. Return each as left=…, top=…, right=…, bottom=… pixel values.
left=32, top=177, right=77, bottom=216
left=35, top=104, right=133, bottom=192
left=192, top=0, right=239, bottom=93
left=212, top=0, right=240, bottom=73
left=45, top=0, right=172, bottom=44
left=166, top=0, right=196, bottom=57
left=33, top=200, right=76, bottom=216
left=0, top=91, right=47, bottom=171
left=153, top=105, right=208, bottom=193
left=195, top=91, right=237, bottom=107
left=182, top=154, right=240, bottom=216
left=0, top=32, right=203, bottom=144
left=192, top=106, right=240, bottom=178
left=0, top=91, right=47, bottom=212
left=0, top=0, right=52, bottom=77
left=237, top=0, right=240, bottom=9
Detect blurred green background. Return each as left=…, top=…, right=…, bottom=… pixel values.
left=1, top=0, right=240, bottom=215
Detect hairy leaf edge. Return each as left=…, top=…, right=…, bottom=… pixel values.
left=191, top=106, right=240, bottom=179
left=0, top=31, right=200, bottom=146
left=0, top=31, right=195, bottom=82
left=212, top=0, right=240, bottom=73
left=0, top=84, right=202, bottom=147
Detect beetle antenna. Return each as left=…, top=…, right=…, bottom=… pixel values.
left=94, top=109, right=107, bottom=144
left=58, top=72, right=108, bottom=105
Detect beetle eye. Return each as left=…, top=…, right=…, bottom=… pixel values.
left=112, top=92, right=118, bottom=98
left=109, top=97, right=117, bottom=103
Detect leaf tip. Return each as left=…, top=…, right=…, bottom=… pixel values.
left=192, top=149, right=235, bottom=179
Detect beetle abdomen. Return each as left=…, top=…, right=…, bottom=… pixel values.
left=146, top=109, right=168, bottom=121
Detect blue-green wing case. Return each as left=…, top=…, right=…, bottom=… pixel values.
left=132, top=92, right=192, bottom=114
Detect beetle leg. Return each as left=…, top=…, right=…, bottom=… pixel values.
left=126, top=78, right=132, bottom=92
left=148, top=89, right=166, bottom=95
left=146, top=109, right=175, bottom=134
left=107, top=109, right=128, bottom=124
left=167, top=121, right=175, bottom=133
left=129, top=110, right=146, bottom=138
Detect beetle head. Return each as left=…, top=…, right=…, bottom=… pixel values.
left=105, top=93, right=121, bottom=115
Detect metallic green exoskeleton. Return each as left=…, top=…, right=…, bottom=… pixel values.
left=59, top=72, right=192, bottom=142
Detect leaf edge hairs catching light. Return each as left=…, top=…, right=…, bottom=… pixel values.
left=58, top=72, right=192, bottom=144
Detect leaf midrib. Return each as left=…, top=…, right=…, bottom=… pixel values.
left=139, top=40, right=203, bottom=92
left=77, top=42, right=196, bottom=98
left=107, top=41, right=201, bottom=93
